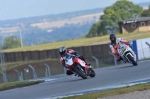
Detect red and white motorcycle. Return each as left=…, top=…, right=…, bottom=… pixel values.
left=116, top=38, right=137, bottom=66
left=63, top=53, right=95, bottom=79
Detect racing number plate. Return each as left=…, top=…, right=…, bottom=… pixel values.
left=122, top=47, right=126, bottom=53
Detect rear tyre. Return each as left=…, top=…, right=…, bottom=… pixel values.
left=73, top=65, right=87, bottom=79
left=127, top=54, right=137, bottom=66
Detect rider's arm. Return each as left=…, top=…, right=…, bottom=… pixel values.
left=109, top=45, right=118, bottom=55
left=60, top=56, right=65, bottom=67
left=67, top=49, right=78, bottom=55
left=119, top=38, right=129, bottom=44
left=119, top=38, right=132, bottom=47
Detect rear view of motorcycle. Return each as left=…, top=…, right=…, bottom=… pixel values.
left=64, top=53, right=96, bottom=79
left=116, top=38, right=138, bottom=66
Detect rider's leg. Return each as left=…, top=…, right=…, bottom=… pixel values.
left=116, top=55, right=122, bottom=62
left=66, top=69, right=74, bottom=75
left=79, top=56, right=88, bottom=64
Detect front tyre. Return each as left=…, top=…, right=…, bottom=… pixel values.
left=127, top=54, right=137, bottom=66
left=73, top=65, right=87, bottom=79
left=89, top=69, right=96, bottom=77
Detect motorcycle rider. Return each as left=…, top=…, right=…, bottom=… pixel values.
left=59, top=46, right=90, bottom=75
left=109, top=34, right=132, bottom=62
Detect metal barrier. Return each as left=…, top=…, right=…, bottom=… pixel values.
left=0, top=51, right=7, bottom=82
left=109, top=51, right=117, bottom=66
left=64, top=67, right=66, bottom=74
left=44, top=63, right=51, bottom=76
left=92, top=56, right=99, bottom=68
left=14, top=69, right=23, bottom=81
left=0, top=72, right=7, bottom=82
left=28, top=64, right=38, bottom=79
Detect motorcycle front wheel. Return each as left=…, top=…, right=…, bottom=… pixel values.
left=73, top=65, right=87, bottom=79
left=89, top=69, right=96, bottom=77
left=127, top=54, right=137, bottom=66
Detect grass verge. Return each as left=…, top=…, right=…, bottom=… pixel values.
left=0, top=58, right=59, bottom=72
left=62, top=82, right=150, bottom=99
left=3, top=31, right=150, bottom=52
left=0, top=80, right=44, bottom=91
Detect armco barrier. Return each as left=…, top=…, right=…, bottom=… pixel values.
left=5, top=52, right=15, bottom=62
left=22, top=51, right=32, bottom=61
left=102, top=44, right=110, bottom=56
left=46, top=49, right=57, bottom=59
left=5, top=38, right=150, bottom=63
left=30, top=51, right=40, bottom=60
left=39, top=50, right=47, bottom=60
left=46, top=49, right=59, bottom=59
left=2, top=38, right=150, bottom=83
left=15, top=52, right=24, bottom=61
left=83, top=46, right=93, bottom=59
left=91, top=44, right=103, bottom=59
left=4, top=43, right=113, bottom=63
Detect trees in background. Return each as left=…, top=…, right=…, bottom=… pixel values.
left=86, top=23, right=98, bottom=37
left=2, top=36, right=22, bottom=49
left=141, top=6, right=150, bottom=17
left=87, top=0, right=143, bottom=37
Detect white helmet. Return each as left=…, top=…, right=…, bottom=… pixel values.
left=59, top=46, right=66, bottom=56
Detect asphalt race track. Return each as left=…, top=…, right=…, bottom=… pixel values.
left=0, top=60, right=150, bottom=99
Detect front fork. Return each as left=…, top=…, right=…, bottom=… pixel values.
left=76, top=65, right=87, bottom=75
left=127, top=46, right=137, bottom=61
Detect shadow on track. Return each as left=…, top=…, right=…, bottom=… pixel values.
left=46, top=77, right=86, bottom=84
left=116, top=65, right=135, bottom=69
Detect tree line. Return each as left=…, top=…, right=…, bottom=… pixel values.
left=1, top=22, right=94, bottom=50
left=1, top=0, right=150, bottom=50
left=86, top=0, right=150, bottom=38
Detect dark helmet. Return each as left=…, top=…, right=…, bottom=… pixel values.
left=59, top=46, right=66, bottom=56
left=109, top=34, right=116, bottom=43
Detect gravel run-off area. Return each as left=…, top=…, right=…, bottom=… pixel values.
left=98, top=90, right=150, bottom=99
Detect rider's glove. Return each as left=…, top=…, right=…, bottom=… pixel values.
left=75, top=51, right=79, bottom=56
left=62, top=62, right=65, bottom=67
left=127, top=42, right=132, bottom=48
left=114, top=50, right=119, bottom=56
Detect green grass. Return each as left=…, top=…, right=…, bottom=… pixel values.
left=3, top=36, right=108, bottom=52
left=0, top=58, right=59, bottom=72
left=3, top=32, right=150, bottom=53
left=1, top=31, right=150, bottom=72
left=62, top=82, right=150, bottom=99
left=0, top=32, right=149, bottom=97
left=0, top=80, right=44, bottom=91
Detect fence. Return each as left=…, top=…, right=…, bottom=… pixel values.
left=0, top=43, right=116, bottom=83
left=3, top=43, right=112, bottom=63
left=132, top=37, right=150, bottom=60
left=1, top=38, right=150, bottom=83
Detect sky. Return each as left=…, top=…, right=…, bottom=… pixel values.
left=0, top=0, right=150, bottom=20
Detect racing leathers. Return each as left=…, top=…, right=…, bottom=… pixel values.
left=60, top=49, right=87, bottom=75
left=60, top=49, right=77, bottom=67
left=109, top=38, right=132, bottom=61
